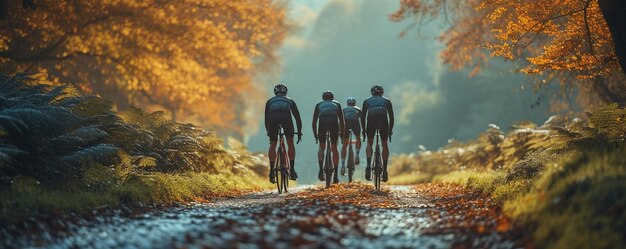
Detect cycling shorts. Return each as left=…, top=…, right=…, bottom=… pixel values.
left=267, top=114, right=294, bottom=142
left=344, top=120, right=361, bottom=139
left=366, top=117, right=389, bottom=141
left=318, top=119, right=339, bottom=145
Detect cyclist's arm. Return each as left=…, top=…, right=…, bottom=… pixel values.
left=290, top=99, right=303, bottom=133
left=356, top=107, right=363, bottom=131
left=264, top=100, right=270, bottom=134
left=336, top=102, right=345, bottom=135
left=360, top=100, right=368, bottom=133
left=387, top=99, right=394, bottom=131
left=312, top=103, right=320, bottom=139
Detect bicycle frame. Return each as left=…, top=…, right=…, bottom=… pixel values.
left=275, top=124, right=289, bottom=193
left=323, top=129, right=333, bottom=188
left=372, top=129, right=382, bottom=191
left=346, top=129, right=355, bottom=182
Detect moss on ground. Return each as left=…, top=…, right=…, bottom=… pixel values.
left=1, top=171, right=274, bottom=223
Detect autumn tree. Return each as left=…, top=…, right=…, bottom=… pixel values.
left=390, top=0, right=626, bottom=107
left=0, top=0, right=290, bottom=135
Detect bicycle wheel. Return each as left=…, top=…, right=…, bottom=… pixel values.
left=374, top=144, right=381, bottom=191
left=324, top=142, right=332, bottom=188
left=281, top=166, right=288, bottom=193
left=347, top=144, right=354, bottom=183
left=281, top=148, right=289, bottom=193
left=275, top=145, right=283, bottom=194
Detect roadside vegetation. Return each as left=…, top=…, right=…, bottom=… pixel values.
left=389, top=105, right=626, bottom=248
left=0, top=74, right=273, bottom=223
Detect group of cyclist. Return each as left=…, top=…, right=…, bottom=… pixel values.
left=264, top=84, right=394, bottom=185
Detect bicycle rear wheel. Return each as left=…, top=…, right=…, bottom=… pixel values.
left=324, top=143, right=332, bottom=188
left=281, top=144, right=290, bottom=193
left=280, top=147, right=290, bottom=193
left=281, top=166, right=288, bottom=193
left=275, top=145, right=283, bottom=194
left=374, top=144, right=381, bottom=191
left=347, top=145, right=354, bottom=183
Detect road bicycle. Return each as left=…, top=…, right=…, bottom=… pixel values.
left=274, top=124, right=289, bottom=193
left=322, top=129, right=334, bottom=188
left=345, top=129, right=356, bottom=183
left=372, top=129, right=383, bottom=191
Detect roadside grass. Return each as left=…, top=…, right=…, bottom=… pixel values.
left=405, top=148, right=626, bottom=248
left=1, top=171, right=274, bottom=223
left=506, top=148, right=626, bottom=249
left=387, top=172, right=432, bottom=185
left=389, top=106, right=626, bottom=248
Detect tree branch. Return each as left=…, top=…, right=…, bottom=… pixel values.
left=582, top=0, right=595, bottom=55
left=514, top=4, right=590, bottom=47
left=0, top=9, right=135, bottom=62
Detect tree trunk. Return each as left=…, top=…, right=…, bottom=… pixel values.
left=599, top=0, right=626, bottom=73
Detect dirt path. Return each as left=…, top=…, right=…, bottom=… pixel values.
left=3, top=183, right=527, bottom=249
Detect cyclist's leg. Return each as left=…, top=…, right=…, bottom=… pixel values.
left=340, top=135, right=348, bottom=175
left=330, top=127, right=340, bottom=183
left=267, top=121, right=279, bottom=183
left=286, top=138, right=297, bottom=180
left=330, top=127, right=340, bottom=166
left=365, top=122, right=375, bottom=168
left=267, top=119, right=280, bottom=164
left=364, top=121, right=375, bottom=180
left=332, top=142, right=340, bottom=183
left=317, top=127, right=326, bottom=181
left=268, top=141, right=277, bottom=164
left=340, top=136, right=348, bottom=167
left=268, top=140, right=277, bottom=183
left=283, top=121, right=297, bottom=180
left=283, top=120, right=295, bottom=162
left=286, top=138, right=295, bottom=160
left=267, top=122, right=279, bottom=165
left=355, top=131, right=362, bottom=165
left=380, top=125, right=390, bottom=182
left=317, top=125, right=326, bottom=167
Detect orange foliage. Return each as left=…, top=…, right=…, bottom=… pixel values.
left=390, top=0, right=625, bottom=105
left=391, top=0, right=618, bottom=77
left=0, top=0, right=290, bottom=133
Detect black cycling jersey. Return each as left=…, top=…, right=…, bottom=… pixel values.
left=343, top=106, right=362, bottom=137
left=265, top=95, right=302, bottom=141
left=312, top=100, right=344, bottom=144
left=361, top=95, right=394, bottom=141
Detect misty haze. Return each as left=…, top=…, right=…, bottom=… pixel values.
left=247, top=0, right=548, bottom=184
left=3, top=0, right=624, bottom=248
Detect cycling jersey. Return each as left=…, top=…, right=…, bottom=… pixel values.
left=265, top=95, right=302, bottom=142
left=343, top=106, right=362, bottom=138
left=313, top=100, right=344, bottom=144
left=361, top=96, right=394, bottom=141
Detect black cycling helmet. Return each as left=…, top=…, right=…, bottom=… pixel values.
left=274, top=84, right=288, bottom=95
left=346, top=97, right=356, bottom=106
left=370, top=85, right=384, bottom=96
left=322, top=90, right=334, bottom=100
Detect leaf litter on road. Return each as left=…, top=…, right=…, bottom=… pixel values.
left=2, top=183, right=531, bottom=248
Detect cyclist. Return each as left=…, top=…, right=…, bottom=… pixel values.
left=312, top=90, right=345, bottom=184
left=265, top=84, right=303, bottom=183
left=361, top=85, right=394, bottom=182
left=340, top=97, right=362, bottom=176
